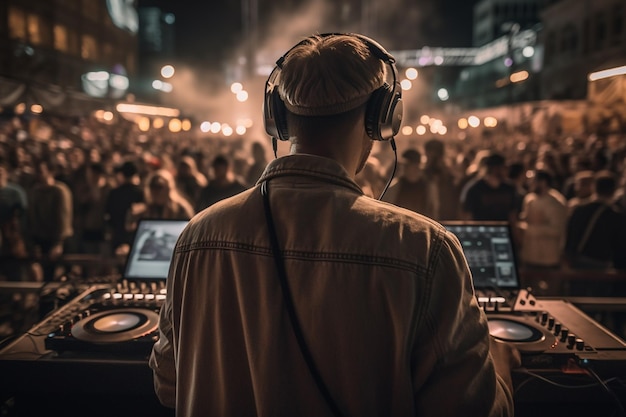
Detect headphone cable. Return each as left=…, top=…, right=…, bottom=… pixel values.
left=378, top=138, right=397, bottom=200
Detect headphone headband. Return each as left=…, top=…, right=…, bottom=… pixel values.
left=263, top=33, right=403, bottom=142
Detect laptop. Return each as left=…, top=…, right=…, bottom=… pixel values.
left=440, top=221, right=521, bottom=311
left=122, top=218, right=189, bottom=283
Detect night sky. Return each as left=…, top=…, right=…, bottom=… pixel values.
left=138, top=0, right=478, bottom=69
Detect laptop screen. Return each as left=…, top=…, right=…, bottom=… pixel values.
left=123, top=219, right=189, bottom=281
left=441, top=221, right=520, bottom=289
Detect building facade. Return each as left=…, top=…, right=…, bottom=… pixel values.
left=0, top=0, right=138, bottom=115
left=540, top=0, right=626, bottom=100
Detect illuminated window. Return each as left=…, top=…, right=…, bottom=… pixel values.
left=8, top=7, right=26, bottom=40
left=81, top=34, right=98, bottom=60
left=54, top=24, right=68, bottom=52
left=27, top=14, right=41, bottom=45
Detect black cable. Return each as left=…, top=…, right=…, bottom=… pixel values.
left=513, top=368, right=620, bottom=393
left=378, top=138, right=397, bottom=201
left=585, top=366, right=626, bottom=417
left=514, top=367, right=626, bottom=417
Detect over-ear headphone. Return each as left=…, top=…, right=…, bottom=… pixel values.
left=263, top=33, right=403, bottom=142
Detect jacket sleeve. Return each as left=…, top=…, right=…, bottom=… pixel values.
left=149, top=288, right=177, bottom=408
left=412, top=230, right=514, bottom=417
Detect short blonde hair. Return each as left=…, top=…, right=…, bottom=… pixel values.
left=278, top=34, right=386, bottom=117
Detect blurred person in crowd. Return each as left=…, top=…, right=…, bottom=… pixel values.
left=175, top=155, right=208, bottom=209
left=0, top=157, right=29, bottom=281
left=565, top=170, right=626, bottom=271
left=126, top=169, right=194, bottom=235
left=381, top=148, right=428, bottom=215
left=7, top=145, right=36, bottom=191
left=196, top=154, right=247, bottom=211
left=518, top=170, right=568, bottom=269
left=355, top=155, right=386, bottom=198
left=566, top=170, right=595, bottom=215
left=27, top=158, right=73, bottom=282
left=150, top=33, right=519, bottom=417
left=74, top=162, right=113, bottom=259
left=461, top=152, right=520, bottom=224
left=561, top=154, right=593, bottom=200
left=245, top=141, right=269, bottom=187
left=508, top=162, right=528, bottom=200
left=421, top=138, right=460, bottom=220
left=105, top=160, right=145, bottom=256
left=457, top=148, right=490, bottom=196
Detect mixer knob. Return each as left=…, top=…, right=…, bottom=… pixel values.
left=547, top=317, right=555, bottom=330
left=560, top=327, right=569, bottom=341
left=553, top=322, right=562, bottom=335
left=567, top=334, right=576, bottom=348
left=575, top=339, right=585, bottom=350
left=540, top=312, right=548, bottom=325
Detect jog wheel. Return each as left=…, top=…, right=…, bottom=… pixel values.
left=71, top=308, right=159, bottom=343
left=488, top=314, right=558, bottom=353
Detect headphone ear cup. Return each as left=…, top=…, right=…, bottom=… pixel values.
left=365, top=86, right=391, bottom=141
left=264, top=86, right=290, bottom=141
left=271, top=90, right=290, bottom=141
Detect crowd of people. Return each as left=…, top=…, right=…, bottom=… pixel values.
left=377, top=131, right=626, bottom=275
left=0, top=110, right=625, bottom=334
left=1, top=112, right=625, bottom=282
left=0, top=113, right=624, bottom=278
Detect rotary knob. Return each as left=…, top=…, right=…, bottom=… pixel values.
left=575, top=339, right=585, bottom=350
left=567, top=334, right=577, bottom=348
left=553, top=322, right=562, bottom=335
left=560, top=327, right=569, bottom=342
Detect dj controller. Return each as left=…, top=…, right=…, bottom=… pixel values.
left=1, top=282, right=626, bottom=416
left=43, top=280, right=166, bottom=355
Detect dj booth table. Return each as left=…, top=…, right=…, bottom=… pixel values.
left=1, top=285, right=626, bottom=417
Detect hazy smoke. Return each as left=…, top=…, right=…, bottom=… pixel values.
left=160, top=0, right=438, bottom=146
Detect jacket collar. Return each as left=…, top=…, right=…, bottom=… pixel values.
left=257, top=154, right=364, bottom=194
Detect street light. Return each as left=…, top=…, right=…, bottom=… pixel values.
left=161, top=65, right=175, bottom=79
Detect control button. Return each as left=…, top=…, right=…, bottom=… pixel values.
left=567, top=334, right=576, bottom=348
left=560, top=327, right=569, bottom=342
left=540, top=312, right=548, bottom=325
left=575, top=339, right=584, bottom=350
left=553, top=322, right=562, bottom=335
left=547, top=317, right=555, bottom=330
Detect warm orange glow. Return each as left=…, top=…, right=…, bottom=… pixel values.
left=168, top=119, right=182, bottom=133
left=510, top=70, right=529, bottom=83
left=116, top=103, right=180, bottom=117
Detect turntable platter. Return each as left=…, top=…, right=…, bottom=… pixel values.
left=487, top=314, right=559, bottom=354
left=72, top=308, right=160, bottom=343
